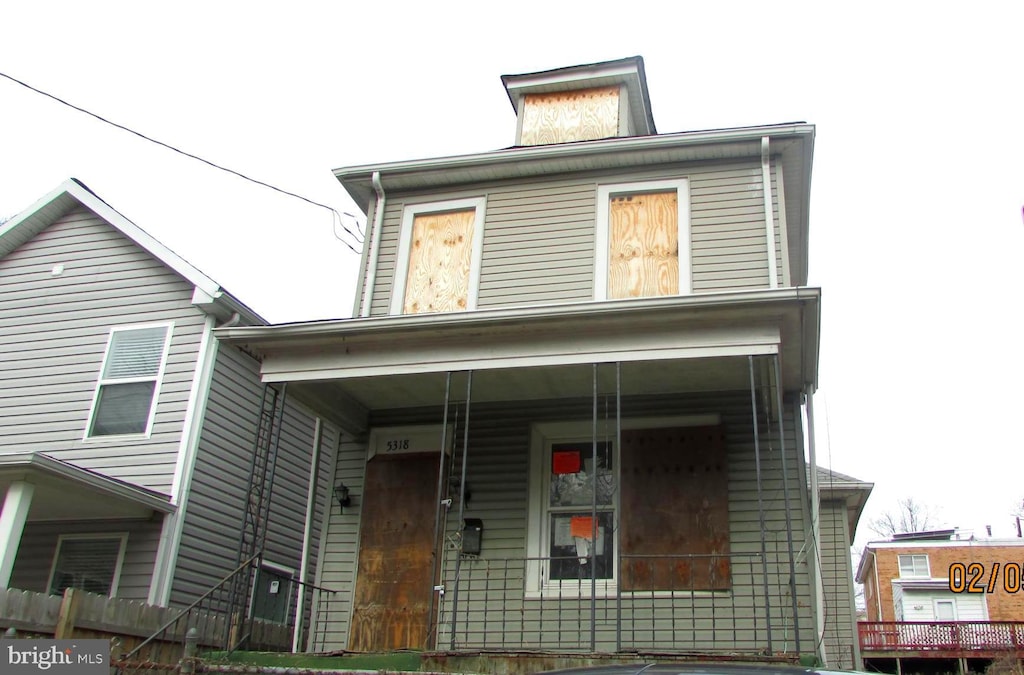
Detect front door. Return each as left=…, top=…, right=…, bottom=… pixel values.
left=350, top=453, right=439, bottom=651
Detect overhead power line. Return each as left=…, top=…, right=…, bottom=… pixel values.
left=0, top=70, right=363, bottom=254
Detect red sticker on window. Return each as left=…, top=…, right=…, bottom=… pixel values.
left=552, top=450, right=581, bottom=474
left=570, top=516, right=594, bottom=539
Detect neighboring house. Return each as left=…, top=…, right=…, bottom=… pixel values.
left=0, top=179, right=338, bottom=646
left=219, top=57, right=867, bottom=666
left=857, top=531, right=1024, bottom=674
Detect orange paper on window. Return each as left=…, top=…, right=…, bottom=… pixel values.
left=570, top=516, right=595, bottom=540
left=552, top=450, right=581, bottom=475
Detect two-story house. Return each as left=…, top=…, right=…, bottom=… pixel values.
left=0, top=178, right=339, bottom=650
left=217, top=56, right=855, bottom=666
left=857, top=530, right=1024, bottom=674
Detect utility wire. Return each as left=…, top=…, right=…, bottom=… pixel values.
left=1, top=70, right=363, bottom=254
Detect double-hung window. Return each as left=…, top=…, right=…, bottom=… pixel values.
left=87, top=323, right=173, bottom=437
left=390, top=198, right=486, bottom=315
left=595, top=179, right=690, bottom=300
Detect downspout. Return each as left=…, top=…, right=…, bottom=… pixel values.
left=357, top=171, right=386, bottom=318
left=805, top=388, right=827, bottom=665
left=761, top=137, right=779, bottom=289
left=293, top=418, right=325, bottom=652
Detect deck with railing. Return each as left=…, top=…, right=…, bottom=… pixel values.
left=859, top=621, right=1024, bottom=657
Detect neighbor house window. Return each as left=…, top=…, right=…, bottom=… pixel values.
left=898, top=554, right=930, bottom=578
left=87, top=324, right=172, bottom=437
left=594, top=179, right=690, bottom=300
left=48, top=534, right=128, bottom=597
left=390, top=198, right=486, bottom=315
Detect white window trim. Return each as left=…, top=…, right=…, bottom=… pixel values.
left=594, top=178, right=691, bottom=301
left=47, top=532, right=129, bottom=597
left=84, top=322, right=174, bottom=441
left=898, top=553, right=931, bottom=578
left=525, top=414, right=720, bottom=598
left=389, top=197, right=487, bottom=315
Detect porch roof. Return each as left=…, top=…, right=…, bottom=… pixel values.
left=218, top=288, right=819, bottom=433
left=0, top=452, right=174, bottom=521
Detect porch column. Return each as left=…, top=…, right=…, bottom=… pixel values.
left=0, top=480, right=35, bottom=588
left=748, top=356, right=773, bottom=652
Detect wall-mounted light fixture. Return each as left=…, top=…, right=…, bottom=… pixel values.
left=333, top=482, right=351, bottom=513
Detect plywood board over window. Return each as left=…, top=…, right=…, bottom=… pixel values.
left=619, top=425, right=730, bottom=592
left=391, top=198, right=486, bottom=315
left=608, top=191, right=679, bottom=299
left=595, top=179, right=690, bottom=301
left=520, top=85, right=621, bottom=146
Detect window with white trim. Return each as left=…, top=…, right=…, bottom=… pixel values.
left=48, top=534, right=128, bottom=597
left=898, top=554, right=930, bottom=578
left=390, top=198, right=486, bottom=315
left=595, top=179, right=690, bottom=300
left=87, top=324, right=172, bottom=437
left=526, top=415, right=726, bottom=597
left=250, top=561, right=294, bottom=624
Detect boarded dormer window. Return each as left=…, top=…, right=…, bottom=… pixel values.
left=520, top=86, right=621, bottom=146
left=595, top=179, right=691, bottom=300
left=391, top=198, right=486, bottom=315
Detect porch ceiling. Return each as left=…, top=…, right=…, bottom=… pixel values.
left=292, top=355, right=755, bottom=413
left=219, top=290, right=819, bottom=431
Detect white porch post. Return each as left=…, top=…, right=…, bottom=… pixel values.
left=0, top=480, right=35, bottom=588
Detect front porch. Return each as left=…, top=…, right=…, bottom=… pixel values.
left=221, top=293, right=823, bottom=660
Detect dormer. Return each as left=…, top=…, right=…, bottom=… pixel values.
left=501, top=56, right=656, bottom=146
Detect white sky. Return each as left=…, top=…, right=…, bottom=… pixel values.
left=2, top=2, right=1022, bottom=547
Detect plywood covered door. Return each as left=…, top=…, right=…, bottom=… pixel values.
left=619, top=425, right=730, bottom=591
left=349, top=453, right=439, bottom=651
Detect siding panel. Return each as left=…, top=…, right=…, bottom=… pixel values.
left=0, top=207, right=206, bottom=492
left=366, top=160, right=778, bottom=314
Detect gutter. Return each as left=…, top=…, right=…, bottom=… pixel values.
left=356, top=171, right=386, bottom=318
left=218, top=287, right=822, bottom=343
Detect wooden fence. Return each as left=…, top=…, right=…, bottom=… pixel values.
left=0, top=586, right=290, bottom=664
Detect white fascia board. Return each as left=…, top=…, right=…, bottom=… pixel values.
left=219, top=287, right=820, bottom=344
left=257, top=325, right=781, bottom=383
left=867, top=539, right=1024, bottom=550
left=335, top=124, right=814, bottom=209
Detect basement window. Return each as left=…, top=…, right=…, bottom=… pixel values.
left=390, top=198, right=486, bottom=315
left=594, top=179, right=690, bottom=300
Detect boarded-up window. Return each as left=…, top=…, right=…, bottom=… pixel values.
left=403, top=209, right=476, bottom=314
left=608, top=191, right=679, bottom=299
left=619, top=426, right=730, bottom=591
left=520, top=86, right=620, bottom=146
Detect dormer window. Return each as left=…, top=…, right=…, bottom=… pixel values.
left=520, top=86, right=622, bottom=146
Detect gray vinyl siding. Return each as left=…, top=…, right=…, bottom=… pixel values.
left=0, top=206, right=206, bottom=493
left=170, top=342, right=331, bottom=608
left=365, top=160, right=781, bottom=316
left=820, top=501, right=858, bottom=669
left=309, top=433, right=367, bottom=651
left=8, top=518, right=162, bottom=602
left=315, top=390, right=814, bottom=653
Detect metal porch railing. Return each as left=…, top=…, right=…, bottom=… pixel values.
left=431, top=552, right=798, bottom=654
left=859, top=621, right=1024, bottom=652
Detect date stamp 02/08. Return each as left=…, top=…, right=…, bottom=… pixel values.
left=948, top=562, right=1023, bottom=593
